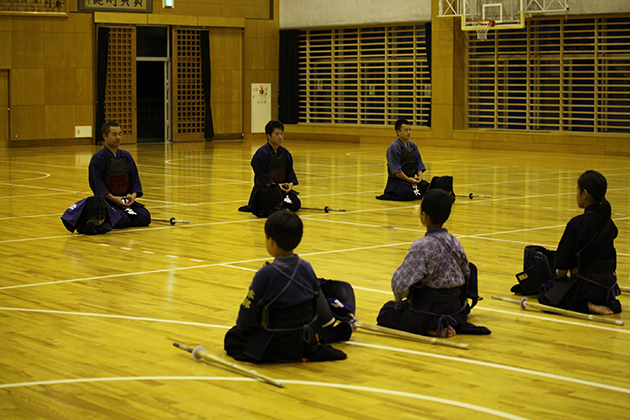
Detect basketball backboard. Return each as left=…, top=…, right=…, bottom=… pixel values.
left=439, top=0, right=569, bottom=32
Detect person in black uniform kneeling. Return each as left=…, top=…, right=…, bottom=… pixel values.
left=538, top=170, right=621, bottom=315
left=224, top=210, right=351, bottom=363
left=239, top=120, right=301, bottom=217
left=376, top=118, right=430, bottom=201
left=88, top=121, right=151, bottom=229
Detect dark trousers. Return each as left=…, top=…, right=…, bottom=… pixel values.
left=112, top=203, right=151, bottom=228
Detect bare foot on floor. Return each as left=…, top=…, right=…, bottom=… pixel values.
left=427, top=325, right=456, bottom=338
left=588, top=301, right=614, bottom=315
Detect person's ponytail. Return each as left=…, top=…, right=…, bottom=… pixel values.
left=578, top=170, right=614, bottom=243
left=598, top=196, right=614, bottom=243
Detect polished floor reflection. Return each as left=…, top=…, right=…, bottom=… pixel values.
left=1, top=139, right=629, bottom=419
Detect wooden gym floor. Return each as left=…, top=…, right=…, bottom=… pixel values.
left=0, top=138, right=629, bottom=419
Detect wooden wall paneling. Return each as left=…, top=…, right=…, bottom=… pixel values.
left=0, top=24, right=12, bottom=69
left=10, top=105, right=45, bottom=142
left=208, top=27, right=242, bottom=137
left=12, top=29, right=44, bottom=70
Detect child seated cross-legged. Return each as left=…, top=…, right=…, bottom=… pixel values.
left=377, top=189, right=490, bottom=338
left=224, top=210, right=351, bottom=363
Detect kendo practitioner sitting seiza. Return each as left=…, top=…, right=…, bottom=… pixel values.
left=376, top=118, right=430, bottom=201
left=377, top=189, right=490, bottom=338
left=88, top=121, right=151, bottom=229
left=225, top=210, right=350, bottom=363
left=239, top=120, right=301, bottom=216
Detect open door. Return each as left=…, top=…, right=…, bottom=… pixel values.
left=137, top=26, right=171, bottom=143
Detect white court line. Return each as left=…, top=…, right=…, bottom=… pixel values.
left=0, top=193, right=77, bottom=200
left=219, top=264, right=259, bottom=272
left=475, top=306, right=630, bottom=334
left=0, top=241, right=412, bottom=290
left=1, top=305, right=627, bottom=401
left=0, top=376, right=531, bottom=419
left=444, top=171, right=630, bottom=188
left=301, top=216, right=424, bottom=233
left=2, top=217, right=627, bottom=289
left=0, top=307, right=230, bottom=329
left=344, top=342, right=630, bottom=395
left=0, top=168, right=51, bottom=182
left=0, top=217, right=264, bottom=244
left=458, top=236, right=630, bottom=259
left=354, top=285, right=390, bottom=294
left=0, top=183, right=78, bottom=193
left=207, top=265, right=630, bottom=334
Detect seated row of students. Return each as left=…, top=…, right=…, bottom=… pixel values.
left=64, top=122, right=621, bottom=363
left=224, top=189, right=491, bottom=363
left=226, top=169, right=622, bottom=363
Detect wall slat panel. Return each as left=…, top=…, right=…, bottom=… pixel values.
left=467, top=15, right=630, bottom=134
left=299, top=24, right=430, bottom=127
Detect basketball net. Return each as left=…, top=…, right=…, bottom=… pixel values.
left=472, top=20, right=495, bottom=41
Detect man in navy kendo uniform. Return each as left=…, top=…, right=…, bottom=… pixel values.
left=89, top=121, right=151, bottom=229
left=376, top=118, right=430, bottom=201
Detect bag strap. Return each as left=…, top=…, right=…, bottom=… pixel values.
left=264, top=259, right=319, bottom=311
left=261, top=259, right=319, bottom=330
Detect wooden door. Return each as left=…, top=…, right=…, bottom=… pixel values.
left=172, top=28, right=206, bottom=142
left=103, top=26, right=137, bottom=143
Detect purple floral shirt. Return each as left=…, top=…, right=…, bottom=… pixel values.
left=391, top=228, right=469, bottom=302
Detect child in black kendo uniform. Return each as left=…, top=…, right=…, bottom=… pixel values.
left=224, top=210, right=352, bottom=363
left=538, top=170, right=621, bottom=315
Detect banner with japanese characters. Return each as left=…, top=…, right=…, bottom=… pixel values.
left=79, top=0, right=152, bottom=13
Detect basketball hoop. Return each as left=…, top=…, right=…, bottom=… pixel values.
left=471, top=19, right=495, bottom=41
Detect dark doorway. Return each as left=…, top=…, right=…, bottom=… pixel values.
left=137, top=26, right=169, bottom=143
left=137, top=61, right=165, bottom=143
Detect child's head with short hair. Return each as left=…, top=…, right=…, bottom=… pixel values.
left=264, top=210, right=303, bottom=252
left=421, top=189, right=453, bottom=226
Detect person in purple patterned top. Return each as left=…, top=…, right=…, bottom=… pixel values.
left=378, top=189, right=490, bottom=338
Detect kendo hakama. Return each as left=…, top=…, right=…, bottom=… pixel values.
left=239, top=142, right=301, bottom=217
left=61, top=196, right=121, bottom=234
left=377, top=263, right=490, bottom=336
